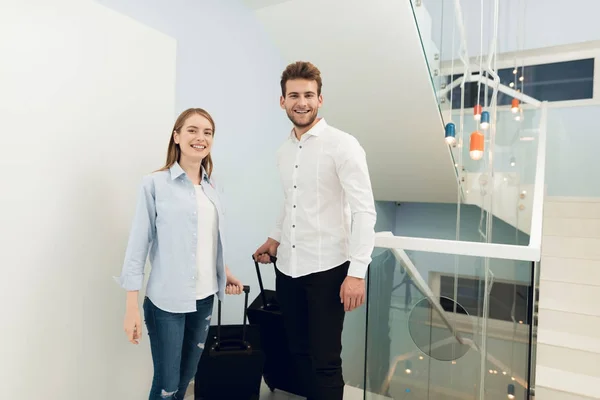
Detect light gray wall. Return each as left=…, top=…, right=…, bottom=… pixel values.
left=96, top=0, right=293, bottom=324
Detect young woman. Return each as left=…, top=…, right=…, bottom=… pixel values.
left=114, top=108, right=244, bottom=400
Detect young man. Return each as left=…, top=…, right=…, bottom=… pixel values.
left=253, top=61, right=377, bottom=400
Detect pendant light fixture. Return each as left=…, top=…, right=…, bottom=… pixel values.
left=469, top=131, right=484, bottom=160
left=474, top=104, right=482, bottom=121
left=507, top=384, right=515, bottom=399
left=511, top=98, right=520, bottom=113
left=405, top=360, right=413, bottom=374
left=445, top=122, right=457, bottom=145
left=480, top=111, right=490, bottom=130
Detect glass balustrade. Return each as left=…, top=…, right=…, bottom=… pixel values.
left=409, top=0, right=446, bottom=106
left=357, top=246, right=535, bottom=400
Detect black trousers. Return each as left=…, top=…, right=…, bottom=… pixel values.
left=275, top=261, right=349, bottom=400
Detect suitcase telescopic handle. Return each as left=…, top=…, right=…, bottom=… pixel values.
left=216, top=285, right=250, bottom=346
left=252, top=254, right=277, bottom=309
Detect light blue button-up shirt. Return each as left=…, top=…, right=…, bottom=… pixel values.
left=114, top=162, right=227, bottom=313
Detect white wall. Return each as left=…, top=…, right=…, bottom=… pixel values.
left=0, top=0, right=176, bottom=397
left=0, top=0, right=291, bottom=398
left=95, top=0, right=292, bottom=326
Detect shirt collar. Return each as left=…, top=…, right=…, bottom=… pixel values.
left=169, top=162, right=209, bottom=182
left=290, top=117, right=327, bottom=141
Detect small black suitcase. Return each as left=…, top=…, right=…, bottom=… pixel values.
left=246, top=256, right=308, bottom=397
left=195, top=285, right=264, bottom=400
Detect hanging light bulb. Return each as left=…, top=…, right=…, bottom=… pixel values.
left=405, top=360, right=413, bottom=374
left=507, top=384, right=515, bottom=399
left=510, top=156, right=516, bottom=167
left=513, top=68, right=518, bottom=75
left=509, top=82, right=514, bottom=88
left=474, top=104, right=482, bottom=121
left=480, top=111, right=490, bottom=130
left=511, top=98, right=520, bottom=113
left=519, top=76, right=524, bottom=82
left=469, top=131, right=484, bottom=160
left=445, top=122, right=456, bottom=145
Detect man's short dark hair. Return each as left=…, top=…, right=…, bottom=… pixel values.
left=280, top=61, right=322, bottom=97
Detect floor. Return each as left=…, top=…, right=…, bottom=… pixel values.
left=182, top=379, right=302, bottom=400
left=184, top=380, right=392, bottom=399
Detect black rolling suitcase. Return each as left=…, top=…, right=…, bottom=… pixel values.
left=246, top=256, right=308, bottom=397
left=195, top=285, right=264, bottom=400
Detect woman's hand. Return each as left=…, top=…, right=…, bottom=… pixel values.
left=124, top=307, right=142, bottom=344
left=225, top=267, right=244, bottom=295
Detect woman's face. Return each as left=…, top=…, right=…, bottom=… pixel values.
left=174, top=114, right=214, bottom=163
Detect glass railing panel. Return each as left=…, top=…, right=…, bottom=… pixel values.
left=438, top=105, right=543, bottom=246
left=409, top=0, right=446, bottom=109
left=364, top=247, right=535, bottom=400
left=341, top=283, right=368, bottom=392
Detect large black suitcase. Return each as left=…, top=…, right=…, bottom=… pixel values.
left=195, top=285, right=264, bottom=400
left=246, top=256, right=308, bottom=397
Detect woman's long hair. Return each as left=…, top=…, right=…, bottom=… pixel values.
left=159, top=108, right=216, bottom=177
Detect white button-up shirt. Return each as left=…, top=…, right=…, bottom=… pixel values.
left=269, top=118, right=377, bottom=279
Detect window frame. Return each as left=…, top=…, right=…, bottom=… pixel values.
left=440, top=41, right=600, bottom=111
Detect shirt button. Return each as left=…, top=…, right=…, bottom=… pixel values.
left=295, top=165, right=298, bottom=168
left=292, top=225, right=295, bottom=228
left=293, top=205, right=296, bottom=208
left=299, top=145, right=303, bottom=149
left=294, top=185, right=297, bottom=189
left=292, top=245, right=295, bottom=248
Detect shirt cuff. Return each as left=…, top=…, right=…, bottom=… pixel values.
left=113, top=274, right=143, bottom=291
left=268, top=230, right=282, bottom=243
left=347, top=260, right=369, bottom=279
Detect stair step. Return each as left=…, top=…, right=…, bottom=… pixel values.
left=537, top=343, right=600, bottom=379
left=537, top=309, right=600, bottom=341
left=535, top=386, right=599, bottom=400
left=538, top=328, right=600, bottom=354
left=536, top=366, right=600, bottom=399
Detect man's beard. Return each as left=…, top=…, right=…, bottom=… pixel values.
left=286, top=108, right=317, bottom=128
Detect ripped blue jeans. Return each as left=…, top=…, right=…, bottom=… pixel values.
left=143, top=295, right=214, bottom=400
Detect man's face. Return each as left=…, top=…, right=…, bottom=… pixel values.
left=280, top=79, right=323, bottom=129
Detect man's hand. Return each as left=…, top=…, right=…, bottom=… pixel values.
left=340, top=276, right=366, bottom=312
left=253, top=238, right=280, bottom=264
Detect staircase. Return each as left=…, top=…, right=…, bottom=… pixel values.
left=534, top=197, right=600, bottom=399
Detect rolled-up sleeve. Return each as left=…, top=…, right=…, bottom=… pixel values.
left=113, top=175, right=156, bottom=291
left=269, top=204, right=285, bottom=243
left=336, top=139, right=377, bottom=278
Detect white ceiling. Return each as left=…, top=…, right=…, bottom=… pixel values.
left=248, top=0, right=459, bottom=203
left=242, top=0, right=293, bottom=10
